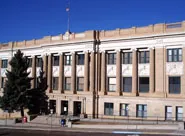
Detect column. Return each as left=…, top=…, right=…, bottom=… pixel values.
left=90, top=52, right=95, bottom=92
left=71, top=52, right=76, bottom=93
left=59, top=54, right=64, bottom=93
left=101, top=51, right=106, bottom=94
left=31, top=56, right=36, bottom=88
left=56, top=99, right=61, bottom=115
left=84, top=52, right=89, bottom=91
left=42, top=55, right=47, bottom=77
left=116, top=50, right=121, bottom=95
left=0, top=58, right=2, bottom=89
left=132, top=49, right=138, bottom=95
left=47, top=54, right=52, bottom=93
left=150, top=48, right=155, bottom=93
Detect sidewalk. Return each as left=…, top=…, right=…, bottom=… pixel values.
left=0, top=122, right=185, bottom=135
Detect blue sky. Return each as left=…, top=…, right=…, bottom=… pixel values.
left=0, top=0, right=185, bottom=43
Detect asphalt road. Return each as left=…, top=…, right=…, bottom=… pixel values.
left=0, top=128, right=172, bottom=136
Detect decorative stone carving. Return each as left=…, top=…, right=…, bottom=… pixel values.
left=138, top=64, right=150, bottom=76
left=166, top=62, right=183, bottom=75
left=76, top=65, right=84, bottom=76
left=64, top=66, right=72, bottom=76
left=27, top=68, right=32, bottom=77
left=107, top=65, right=116, bottom=76
left=122, top=64, right=132, bottom=76
left=1, top=68, right=7, bottom=77
left=53, top=66, right=59, bottom=77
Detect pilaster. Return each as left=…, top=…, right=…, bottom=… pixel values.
left=84, top=52, right=89, bottom=91
left=59, top=54, right=64, bottom=93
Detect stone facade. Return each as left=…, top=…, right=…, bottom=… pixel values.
left=0, top=21, right=185, bottom=120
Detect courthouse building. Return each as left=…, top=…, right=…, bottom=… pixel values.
left=0, top=21, right=185, bottom=121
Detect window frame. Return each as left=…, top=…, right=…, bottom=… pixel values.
left=64, top=77, right=71, bottom=90
left=64, top=55, right=72, bottom=65
left=176, top=106, right=183, bottom=121
left=76, top=54, right=85, bottom=65
left=1, top=59, right=8, bottom=68
left=169, top=76, right=181, bottom=94
left=107, top=53, right=116, bottom=65
left=122, top=52, right=132, bottom=64
left=52, top=77, right=59, bottom=90
left=165, top=106, right=172, bottom=120
left=139, top=51, right=150, bottom=64
left=76, top=77, right=84, bottom=91
left=108, top=77, right=116, bottom=92
left=120, top=103, right=129, bottom=116
left=167, top=48, right=182, bottom=62
left=104, top=103, right=114, bottom=116
left=122, top=77, right=132, bottom=92
left=139, top=77, right=149, bottom=93
left=52, top=55, right=59, bottom=66
left=136, top=104, right=147, bottom=118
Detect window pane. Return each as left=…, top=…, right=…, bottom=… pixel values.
left=108, top=53, right=116, bottom=64
left=77, top=54, right=84, bottom=65
left=169, top=77, right=181, bottom=94
left=123, top=77, right=132, bottom=92
left=139, top=77, right=149, bottom=93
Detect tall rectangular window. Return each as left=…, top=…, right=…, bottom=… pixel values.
left=104, top=103, right=114, bottom=115
left=167, top=48, right=182, bottom=62
left=176, top=106, right=183, bottom=121
left=139, top=77, right=149, bottom=93
left=139, top=51, right=149, bottom=63
left=64, top=55, right=72, bottom=65
left=1, top=59, right=8, bottom=68
left=77, top=54, right=84, bottom=65
left=27, top=58, right=32, bottom=67
left=52, top=55, right=59, bottom=66
left=136, top=104, right=147, bottom=118
left=108, top=77, right=116, bottom=92
left=64, top=77, right=71, bottom=90
left=120, top=104, right=129, bottom=116
left=165, top=106, right=172, bottom=120
left=169, top=77, right=181, bottom=94
left=123, top=77, right=132, bottom=92
left=77, top=77, right=84, bottom=91
left=52, top=77, right=58, bottom=90
left=107, top=53, right=116, bottom=65
left=36, top=57, right=43, bottom=67
left=122, top=52, right=132, bottom=64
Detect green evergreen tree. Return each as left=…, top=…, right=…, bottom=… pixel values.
left=0, top=50, right=32, bottom=117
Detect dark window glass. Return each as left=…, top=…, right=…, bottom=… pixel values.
left=139, top=51, right=149, bottom=63
left=36, top=57, right=43, bottom=67
left=53, top=56, right=59, bottom=66
left=52, top=77, right=59, bottom=90
left=64, top=77, right=71, bottom=90
left=104, top=103, right=114, bottom=115
left=123, top=52, right=132, bottom=64
left=77, top=77, right=84, bottom=91
left=107, top=53, right=116, bottom=64
left=77, top=54, right=84, bottom=65
left=123, top=77, right=132, bottom=92
left=139, top=77, right=149, bottom=93
left=169, top=77, right=181, bottom=94
left=27, top=58, right=32, bottom=67
left=136, top=104, right=147, bottom=118
left=1, top=77, right=5, bottom=88
left=167, top=48, right=182, bottom=62
left=64, top=55, right=72, bottom=65
left=1, top=60, right=8, bottom=68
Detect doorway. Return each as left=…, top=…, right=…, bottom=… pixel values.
left=49, top=100, right=56, bottom=114
left=61, top=101, right=68, bottom=115
left=73, top=101, right=81, bottom=116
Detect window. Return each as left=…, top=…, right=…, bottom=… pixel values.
left=104, top=103, right=114, bottom=115
left=169, top=77, right=181, bottom=94
left=123, top=77, right=132, bottom=92
left=108, top=77, right=116, bottom=92
left=107, top=53, right=116, bottom=65
left=64, top=55, right=72, bottom=65
left=77, top=54, right=84, bottom=65
left=1, top=60, right=8, bottom=68
left=165, top=106, right=172, bottom=120
left=176, top=107, right=183, bottom=121
left=139, top=51, right=149, bottom=63
left=167, top=48, right=182, bottom=62
left=27, top=58, right=32, bottom=67
left=120, top=104, right=129, bottom=116
left=137, top=104, right=147, bottom=118
left=77, top=77, right=84, bottom=91
left=122, top=52, right=132, bottom=64
left=34, top=77, right=39, bottom=88
left=64, top=77, right=71, bottom=90
left=1, top=77, right=5, bottom=88
left=36, top=57, right=43, bottom=67
left=52, top=77, right=59, bottom=90
left=139, top=77, right=149, bottom=93
left=53, top=55, right=59, bottom=66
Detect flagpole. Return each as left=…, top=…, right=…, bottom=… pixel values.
left=66, top=0, right=70, bottom=32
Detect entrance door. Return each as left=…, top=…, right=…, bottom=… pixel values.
left=61, top=101, right=68, bottom=115
left=49, top=100, right=56, bottom=114
left=73, top=101, right=81, bottom=116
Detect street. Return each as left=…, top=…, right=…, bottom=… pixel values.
left=0, top=128, right=173, bottom=136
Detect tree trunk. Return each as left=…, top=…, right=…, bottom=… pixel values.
left=20, top=106, right=24, bottom=117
